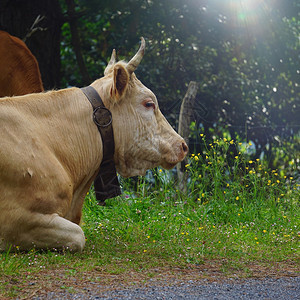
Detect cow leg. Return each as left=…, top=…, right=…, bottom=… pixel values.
left=0, top=213, right=85, bottom=252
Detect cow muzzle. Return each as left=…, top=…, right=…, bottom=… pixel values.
left=161, top=139, right=188, bottom=169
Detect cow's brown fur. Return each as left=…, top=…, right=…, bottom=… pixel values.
left=0, top=31, right=44, bottom=97
left=0, top=41, right=187, bottom=252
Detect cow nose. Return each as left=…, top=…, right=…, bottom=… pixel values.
left=181, top=141, right=189, bottom=155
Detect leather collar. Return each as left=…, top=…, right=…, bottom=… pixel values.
left=81, top=86, right=121, bottom=205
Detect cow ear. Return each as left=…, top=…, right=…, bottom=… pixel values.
left=110, top=64, right=129, bottom=102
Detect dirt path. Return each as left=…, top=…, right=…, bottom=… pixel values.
left=1, top=260, right=299, bottom=299
left=33, top=277, right=300, bottom=299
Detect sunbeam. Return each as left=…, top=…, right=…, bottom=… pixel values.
left=230, top=0, right=269, bottom=26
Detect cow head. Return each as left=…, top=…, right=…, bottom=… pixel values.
left=92, top=38, right=188, bottom=178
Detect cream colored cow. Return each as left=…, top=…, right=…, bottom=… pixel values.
left=0, top=38, right=188, bottom=252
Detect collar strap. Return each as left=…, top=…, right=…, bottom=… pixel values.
left=81, top=86, right=121, bottom=205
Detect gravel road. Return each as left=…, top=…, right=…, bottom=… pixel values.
left=33, top=276, right=299, bottom=300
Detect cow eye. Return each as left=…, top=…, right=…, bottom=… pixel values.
left=143, top=100, right=155, bottom=110
left=143, top=100, right=155, bottom=109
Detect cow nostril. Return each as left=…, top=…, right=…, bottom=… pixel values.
left=182, top=142, right=188, bottom=154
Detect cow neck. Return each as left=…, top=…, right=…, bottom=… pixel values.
left=81, top=86, right=121, bottom=205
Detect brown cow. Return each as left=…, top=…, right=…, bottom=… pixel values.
left=0, top=38, right=188, bottom=252
left=0, top=30, right=44, bottom=97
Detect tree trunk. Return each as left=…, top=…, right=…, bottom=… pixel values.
left=65, top=0, right=91, bottom=86
left=0, top=0, right=63, bottom=89
left=177, top=81, right=199, bottom=192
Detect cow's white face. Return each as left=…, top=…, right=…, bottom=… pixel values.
left=111, top=75, right=188, bottom=177
left=93, top=39, right=188, bottom=178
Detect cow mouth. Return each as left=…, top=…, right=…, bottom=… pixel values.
left=144, top=157, right=178, bottom=170
left=161, top=160, right=178, bottom=170
left=160, top=151, right=187, bottom=170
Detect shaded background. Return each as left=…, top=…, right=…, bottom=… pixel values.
left=0, top=0, right=299, bottom=175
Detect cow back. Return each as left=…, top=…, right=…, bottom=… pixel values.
left=0, top=31, right=44, bottom=97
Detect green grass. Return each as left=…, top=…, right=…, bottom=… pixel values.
left=0, top=135, right=299, bottom=298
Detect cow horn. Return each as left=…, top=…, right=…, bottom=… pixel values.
left=126, top=37, right=145, bottom=74
left=104, top=49, right=116, bottom=75
left=108, top=49, right=116, bottom=66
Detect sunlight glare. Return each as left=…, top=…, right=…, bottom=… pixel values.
left=233, top=0, right=264, bottom=24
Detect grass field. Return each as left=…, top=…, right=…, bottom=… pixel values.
left=0, top=136, right=299, bottom=298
